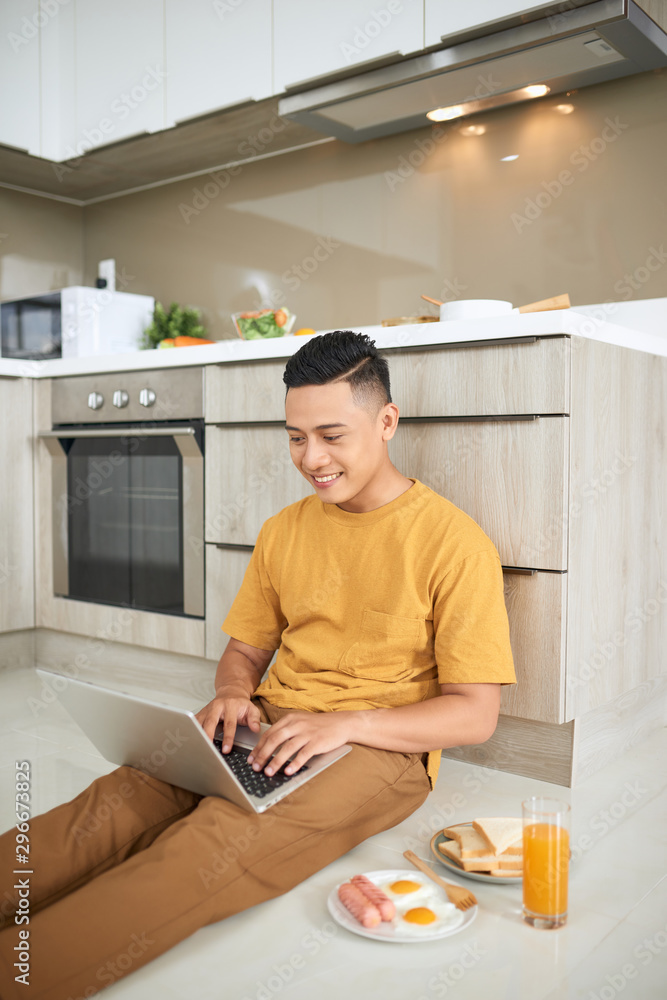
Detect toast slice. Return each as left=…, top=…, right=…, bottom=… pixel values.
left=438, top=839, right=521, bottom=872
left=472, top=817, right=523, bottom=857
left=488, top=868, right=522, bottom=877
left=441, top=824, right=496, bottom=858
left=503, top=837, right=524, bottom=856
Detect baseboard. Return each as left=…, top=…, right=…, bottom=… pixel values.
left=33, top=627, right=217, bottom=710
left=440, top=714, right=575, bottom=786
left=0, top=628, right=36, bottom=674
left=440, top=676, right=667, bottom=787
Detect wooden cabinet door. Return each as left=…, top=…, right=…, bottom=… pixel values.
left=501, top=569, right=566, bottom=724
left=206, top=425, right=310, bottom=545
left=0, top=377, right=34, bottom=632
left=388, top=417, right=569, bottom=570
left=206, top=361, right=286, bottom=423
left=387, top=337, right=570, bottom=417
left=205, top=544, right=253, bottom=660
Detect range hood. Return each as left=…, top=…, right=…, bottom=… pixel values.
left=278, top=0, right=667, bottom=142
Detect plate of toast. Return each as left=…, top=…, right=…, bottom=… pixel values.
left=430, top=818, right=523, bottom=884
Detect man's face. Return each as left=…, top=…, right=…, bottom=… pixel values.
left=285, top=380, right=396, bottom=511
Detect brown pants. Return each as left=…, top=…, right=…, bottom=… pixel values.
left=0, top=701, right=430, bottom=999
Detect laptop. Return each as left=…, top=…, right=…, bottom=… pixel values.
left=36, top=669, right=352, bottom=813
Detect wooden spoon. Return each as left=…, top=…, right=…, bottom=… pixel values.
left=403, top=850, right=477, bottom=911
left=420, top=293, right=444, bottom=306
left=516, top=293, right=570, bottom=313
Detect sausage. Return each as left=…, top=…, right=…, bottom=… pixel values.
left=350, top=874, right=396, bottom=921
left=337, top=882, right=382, bottom=927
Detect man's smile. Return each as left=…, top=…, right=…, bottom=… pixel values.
left=312, top=472, right=344, bottom=485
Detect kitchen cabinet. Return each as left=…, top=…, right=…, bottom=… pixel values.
left=425, top=1, right=587, bottom=46
left=205, top=544, right=252, bottom=661
left=0, top=377, right=35, bottom=633
left=205, top=425, right=311, bottom=546
left=0, top=0, right=40, bottom=156
left=165, top=0, right=272, bottom=127
left=273, top=0, right=424, bottom=93
left=425, top=1, right=667, bottom=48
left=39, top=0, right=76, bottom=163
left=389, top=419, right=569, bottom=572
left=75, top=0, right=165, bottom=153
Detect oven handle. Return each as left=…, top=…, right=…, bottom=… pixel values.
left=39, top=426, right=199, bottom=444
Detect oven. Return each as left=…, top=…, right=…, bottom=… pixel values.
left=39, top=367, right=204, bottom=618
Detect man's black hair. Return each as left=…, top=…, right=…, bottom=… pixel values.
left=283, top=331, right=391, bottom=414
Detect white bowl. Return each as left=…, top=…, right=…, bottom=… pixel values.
left=439, top=299, right=513, bottom=321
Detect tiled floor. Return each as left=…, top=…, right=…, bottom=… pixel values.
left=1, top=661, right=665, bottom=1000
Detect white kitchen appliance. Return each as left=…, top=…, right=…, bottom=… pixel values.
left=0, top=286, right=154, bottom=361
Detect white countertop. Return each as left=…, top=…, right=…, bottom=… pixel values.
left=1, top=306, right=666, bottom=379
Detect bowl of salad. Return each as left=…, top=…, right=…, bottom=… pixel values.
left=232, top=308, right=296, bottom=340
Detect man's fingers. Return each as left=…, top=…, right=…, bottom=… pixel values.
left=221, top=713, right=238, bottom=753
left=246, top=701, right=262, bottom=731
left=196, top=707, right=219, bottom=741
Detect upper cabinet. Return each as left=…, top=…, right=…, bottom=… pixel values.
left=273, top=0, right=424, bottom=92
left=0, top=0, right=40, bottom=156
left=425, top=1, right=566, bottom=46
left=165, top=0, right=272, bottom=127
left=40, top=0, right=76, bottom=163
left=75, top=0, right=166, bottom=152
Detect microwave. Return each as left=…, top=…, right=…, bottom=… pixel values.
left=0, top=287, right=155, bottom=361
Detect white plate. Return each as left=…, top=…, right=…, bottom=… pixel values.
left=327, top=868, right=477, bottom=943
left=430, top=829, right=522, bottom=885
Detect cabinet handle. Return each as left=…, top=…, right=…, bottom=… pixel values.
left=501, top=566, right=537, bottom=576
left=398, top=414, right=540, bottom=424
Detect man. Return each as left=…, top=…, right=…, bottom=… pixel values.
left=0, top=331, right=515, bottom=998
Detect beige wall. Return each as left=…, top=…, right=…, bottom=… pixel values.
left=0, top=189, right=83, bottom=300
left=3, top=69, right=666, bottom=340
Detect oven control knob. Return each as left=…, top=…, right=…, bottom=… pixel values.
left=139, top=388, right=156, bottom=407
left=87, top=392, right=104, bottom=411
left=112, top=390, right=129, bottom=408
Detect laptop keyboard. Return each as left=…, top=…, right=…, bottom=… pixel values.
left=213, top=739, right=309, bottom=799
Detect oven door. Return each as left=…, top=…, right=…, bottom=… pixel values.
left=39, top=423, right=204, bottom=617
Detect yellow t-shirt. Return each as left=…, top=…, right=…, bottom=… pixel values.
left=222, top=478, right=516, bottom=787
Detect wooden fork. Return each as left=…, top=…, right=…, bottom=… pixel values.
left=403, top=850, right=477, bottom=911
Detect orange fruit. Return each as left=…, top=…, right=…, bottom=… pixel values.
left=294, top=327, right=316, bottom=336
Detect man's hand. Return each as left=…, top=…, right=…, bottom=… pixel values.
left=196, top=637, right=275, bottom=753
left=247, top=711, right=353, bottom=776
left=195, top=690, right=263, bottom=752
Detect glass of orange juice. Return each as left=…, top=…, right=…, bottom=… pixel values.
left=522, top=797, right=571, bottom=929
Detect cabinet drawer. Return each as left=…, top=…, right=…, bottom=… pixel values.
left=205, top=544, right=253, bottom=660
left=205, top=338, right=570, bottom=423
left=388, top=417, right=569, bottom=570
left=204, top=551, right=566, bottom=723
left=206, top=361, right=286, bottom=423
left=500, top=568, right=566, bottom=725
left=387, top=337, right=570, bottom=417
left=205, top=426, right=310, bottom=545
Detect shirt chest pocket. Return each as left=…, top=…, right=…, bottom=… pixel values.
left=338, top=609, right=424, bottom=682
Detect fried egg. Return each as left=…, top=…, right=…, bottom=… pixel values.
left=380, top=879, right=435, bottom=904
left=398, top=900, right=464, bottom=937
left=378, top=878, right=465, bottom=936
